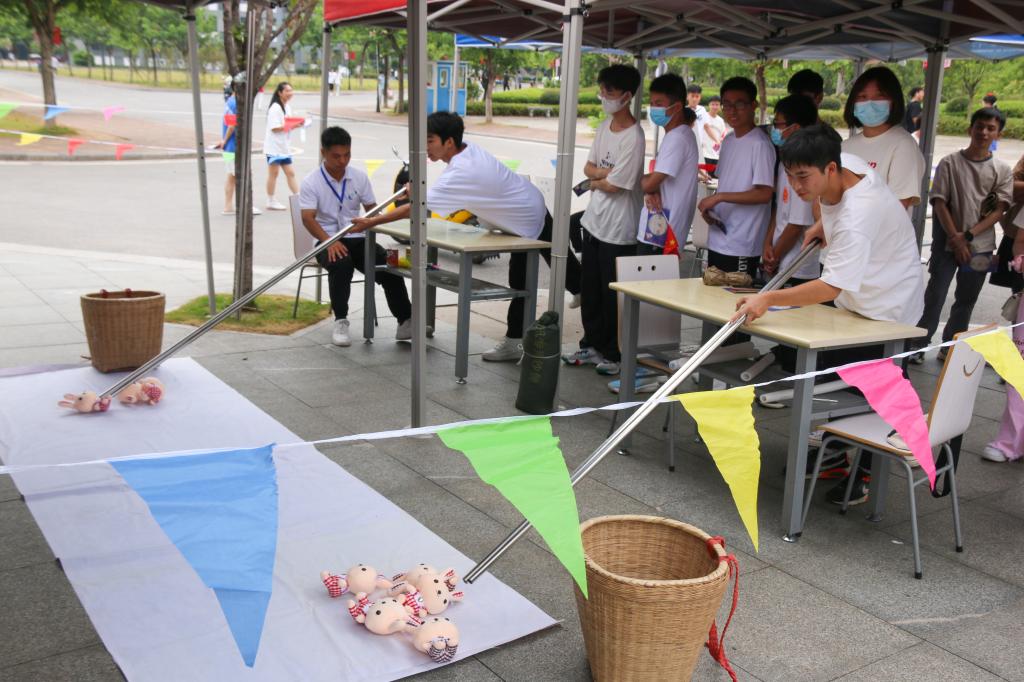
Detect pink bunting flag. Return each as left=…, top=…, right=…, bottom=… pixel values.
left=66, top=138, right=84, bottom=156
left=114, top=143, right=135, bottom=161
left=283, top=116, right=305, bottom=132
left=224, top=113, right=237, bottom=127
left=836, top=359, right=936, bottom=488
left=102, top=105, right=124, bottom=122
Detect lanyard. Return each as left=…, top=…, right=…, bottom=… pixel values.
left=320, top=167, right=349, bottom=209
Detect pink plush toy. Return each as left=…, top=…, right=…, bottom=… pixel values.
left=391, top=567, right=464, bottom=616
left=117, top=377, right=165, bottom=405
left=58, top=391, right=111, bottom=413
left=321, top=565, right=393, bottom=599
left=347, top=593, right=422, bottom=635
left=411, top=617, right=460, bottom=663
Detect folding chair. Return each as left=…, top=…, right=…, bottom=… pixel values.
left=802, top=327, right=990, bottom=578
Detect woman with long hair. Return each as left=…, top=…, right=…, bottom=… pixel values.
left=264, top=81, right=299, bottom=210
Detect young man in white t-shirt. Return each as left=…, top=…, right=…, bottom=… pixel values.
left=638, top=73, right=698, bottom=256
left=353, top=112, right=582, bottom=362
left=734, top=124, right=925, bottom=505
left=702, top=96, right=727, bottom=165
left=696, top=76, right=775, bottom=285
left=561, top=64, right=645, bottom=376
left=686, top=84, right=708, bottom=157
left=299, top=126, right=415, bottom=347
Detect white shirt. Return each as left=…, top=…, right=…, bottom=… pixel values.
left=773, top=168, right=819, bottom=280
left=299, top=164, right=376, bottom=238
left=690, top=104, right=708, bottom=153
left=819, top=156, right=924, bottom=325
left=264, top=102, right=293, bottom=158
left=426, top=142, right=546, bottom=239
left=581, top=119, right=645, bottom=245
left=638, top=125, right=698, bottom=247
left=841, top=126, right=925, bottom=211
left=702, top=114, right=727, bottom=160
left=709, top=126, right=775, bottom=257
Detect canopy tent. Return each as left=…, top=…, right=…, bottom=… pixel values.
left=325, top=0, right=1021, bottom=427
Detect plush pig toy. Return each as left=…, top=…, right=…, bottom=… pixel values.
left=391, top=567, right=464, bottom=616
left=321, top=565, right=393, bottom=599
left=410, top=616, right=460, bottom=663
left=347, top=594, right=421, bottom=635
left=58, top=391, right=110, bottom=413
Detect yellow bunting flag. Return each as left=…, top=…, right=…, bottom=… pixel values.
left=965, top=330, right=1024, bottom=397
left=364, top=159, right=385, bottom=178
left=17, top=133, right=42, bottom=146
left=674, top=386, right=761, bottom=551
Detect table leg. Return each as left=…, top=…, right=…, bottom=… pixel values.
left=783, top=346, right=817, bottom=542
left=697, top=322, right=715, bottom=392
left=363, top=231, right=376, bottom=344
left=617, top=295, right=640, bottom=452
left=426, top=245, right=437, bottom=337
left=866, top=340, right=903, bottom=522
left=455, top=252, right=473, bottom=384
left=523, top=250, right=539, bottom=338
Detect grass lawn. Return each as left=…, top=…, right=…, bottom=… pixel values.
left=1, top=110, right=78, bottom=136
left=166, top=293, right=330, bottom=335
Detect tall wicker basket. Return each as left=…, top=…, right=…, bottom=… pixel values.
left=80, top=290, right=165, bottom=373
left=574, top=515, right=731, bottom=682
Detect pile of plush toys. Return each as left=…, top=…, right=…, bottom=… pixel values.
left=58, top=377, right=165, bottom=413
left=320, top=563, right=464, bottom=663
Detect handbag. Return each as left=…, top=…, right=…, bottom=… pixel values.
left=1002, top=291, right=1022, bottom=322
left=990, top=234, right=1024, bottom=290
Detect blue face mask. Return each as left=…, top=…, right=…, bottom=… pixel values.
left=770, top=124, right=792, bottom=147
left=648, top=103, right=678, bottom=128
left=853, top=100, right=891, bottom=127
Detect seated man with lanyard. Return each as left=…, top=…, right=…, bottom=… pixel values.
left=354, top=111, right=582, bottom=362
left=299, top=126, right=419, bottom=347
left=733, top=124, right=925, bottom=505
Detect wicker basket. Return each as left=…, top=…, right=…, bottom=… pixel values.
left=81, top=290, right=165, bottom=373
left=574, top=515, right=730, bottom=682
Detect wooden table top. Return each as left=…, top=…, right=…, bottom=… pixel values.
left=372, top=219, right=551, bottom=254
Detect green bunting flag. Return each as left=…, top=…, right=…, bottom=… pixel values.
left=502, top=159, right=522, bottom=172
left=438, top=417, right=587, bottom=596
left=0, top=102, right=15, bottom=120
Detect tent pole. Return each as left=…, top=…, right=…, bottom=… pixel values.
left=547, top=0, right=585, bottom=365
left=185, top=4, right=217, bottom=316
left=320, top=23, right=331, bottom=136
left=914, top=44, right=947, bottom=249
left=450, top=33, right=459, bottom=112
left=408, top=0, right=428, bottom=427
left=631, top=52, right=645, bottom=122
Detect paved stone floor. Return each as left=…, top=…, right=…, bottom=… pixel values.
left=1, top=243, right=1023, bottom=682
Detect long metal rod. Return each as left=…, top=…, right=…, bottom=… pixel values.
left=408, top=0, right=428, bottom=427
left=184, top=6, right=217, bottom=317
left=98, top=188, right=407, bottom=400
left=320, top=24, right=331, bottom=138
left=465, top=240, right=822, bottom=584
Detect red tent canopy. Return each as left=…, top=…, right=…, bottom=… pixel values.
left=323, top=0, right=405, bottom=23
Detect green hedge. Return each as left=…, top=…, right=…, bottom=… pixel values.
left=465, top=101, right=604, bottom=118
left=944, top=96, right=970, bottom=113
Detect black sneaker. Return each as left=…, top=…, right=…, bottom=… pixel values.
left=827, top=475, right=869, bottom=506
left=907, top=351, right=925, bottom=365
left=805, top=444, right=850, bottom=480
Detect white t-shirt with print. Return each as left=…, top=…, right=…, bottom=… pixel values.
left=637, top=125, right=698, bottom=247
left=773, top=168, right=819, bottom=280
left=264, top=102, right=293, bottom=158
left=709, top=126, right=775, bottom=257
left=426, top=142, right=546, bottom=239
left=841, top=125, right=925, bottom=210
left=819, top=160, right=924, bottom=325
left=581, top=118, right=645, bottom=245
left=299, top=164, right=376, bottom=238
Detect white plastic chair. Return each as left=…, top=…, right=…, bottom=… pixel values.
left=289, top=195, right=324, bottom=318
left=802, top=327, right=990, bottom=578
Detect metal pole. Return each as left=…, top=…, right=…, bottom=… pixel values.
left=184, top=5, right=217, bottom=316
left=320, top=24, right=331, bottom=137
left=97, top=189, right=407, bottom=401
left=450, top=34, right=459, bottom=113
left=464, top=240, right=822, bottom=584
left=375, top=40, right=381, bottom=113
left=408, top=0, right=428, bottom=427
left=914, top=44, right=947, bottom=249
left=631, top=53, right=645, bottom=122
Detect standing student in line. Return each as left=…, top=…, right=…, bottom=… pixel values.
left=702, top=96, right=727, bottom=166
left=561, top=64, right=645, bottom=376
left=638, top=73, right=698, bottom=255
left=841, top=66, right=925, bottom=214
left=686, top=84, right=708, bottom=160
left=696, top=76, right=775, bottom=285
left=264, top=82, right=299, bottom=211
left=786, top=69, right=824, bottom=109
left=904, top=87, right=925, bottom=139
left=911, top=108, right=1013, bottom=363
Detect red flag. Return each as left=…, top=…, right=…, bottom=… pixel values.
left=663, top=225, right=679, bottom=256
left=114, top=143, right=134, bottom=161
left=66, top=138, right=84, bottom=156
left=224, top=113, right=237, bottom=126
left=53, top=27, right=62, bottom=46
left=283, top=116, right=305, bottom=132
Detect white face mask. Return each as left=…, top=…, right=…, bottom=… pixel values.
left=601, top=93, right=630, bottom=115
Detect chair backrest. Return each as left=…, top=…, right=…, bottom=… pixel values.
left=927, top=325, right=991, bottom=446
left=616, top=254, right=681, bottom=349
left=691, top=181, right=713, bottom=249
left=289, top=194, right=316, bottom=261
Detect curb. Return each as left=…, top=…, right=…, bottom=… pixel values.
left=0, top=151, right=198, bottom=162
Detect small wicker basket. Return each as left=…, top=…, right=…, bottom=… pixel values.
left=80, top=289, right=165, bottom=373
left=574, top=515, right=731, bottom=681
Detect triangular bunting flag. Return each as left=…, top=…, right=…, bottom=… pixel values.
left=675, top=386, right=761, bottom=551
left=66, top=138, right=84, bottom=156
left=222, top=151, right=236, bottom=162
left=837, top=359, right=936, bottom=488
left=102, top=105, right=125, bottom=121
left=114, top=143, right=134, bottom=160
left=965, top=330, right=1024, bottom=397
left=44, top=105, right=70, bottom=120
left=438, top=417, right=588, bottom=596
left=17, top=133, right=42, bottom=146
left=550, top=158, right=557, bottom=168
left=502, top=159, right=522, bottom=172
left=0, top=102, right=15, bottom=119
left=364, top=159, right=385, bottom=178
left=283, top=116, right=305, bottom=132
left=111, top=444, right=279, bottom=667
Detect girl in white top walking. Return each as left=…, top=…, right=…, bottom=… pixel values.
left=264, top=82, right=299, bottom=210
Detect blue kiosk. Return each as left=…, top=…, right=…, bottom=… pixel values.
left=427, top=60, right=467, bottom=115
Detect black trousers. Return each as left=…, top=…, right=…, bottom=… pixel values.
left=915, top=231, right=988, bottom=348
left=506, top=211, right=583, bottom=338
left=579, top=221, right=636, bottom=362
left=315, top=237, right=411, bottom=323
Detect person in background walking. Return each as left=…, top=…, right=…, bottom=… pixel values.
left=904, top=86, right=924, bottom=139
left=264, top=82, right=299, bottom=211
left=219, top=77, right=261, bottom=216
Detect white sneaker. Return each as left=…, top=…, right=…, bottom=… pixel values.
left=331, top=319, right=351, bottom=346
left=252, top=206, right=263, bottom=215
left=266, top=199, right=287, bottom=211
left=482, top=337, right=523, bottom=362
left=982, top=445, right=1009, bottom=463
left=394, top=320, right=433, bottom=341
left=595, top=360, right=620, bottom=375
left=222, top=208, right=235, bottom=215
left=568, top=293, right=581, bottom=309
left=562, top=347, right=603, bottom=366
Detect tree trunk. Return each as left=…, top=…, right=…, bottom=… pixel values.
left=755, top=62, right=768, bottom=125
left=359, top=42, right=368, bottom=88
left=85, top=46, right=92, bottom=78
left=36, top=33, right=57, bottom=106
left=383, top=54, right=390, bottom=105
left=149, top=45, right=158, bottom=84
left=394, top=52, right=405, bottom=114
left=232, top=85, right=255, bottom=299
left=484, top=58, right=495, bottom=123
left=65, top=42, right=74, bottom=77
